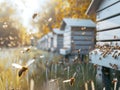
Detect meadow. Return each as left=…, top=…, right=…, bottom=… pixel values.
left=0, top=47, right=96, bottom=90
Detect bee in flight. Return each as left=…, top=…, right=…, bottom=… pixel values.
left=32, top=13, right=38, bottom=19
left=40, top=55, right=45, bottom=59
left=12, top=59, right=35, bottom=77
left=21, top=46, right=32, bottom=53
left=63, top=72, right=76, bottom=86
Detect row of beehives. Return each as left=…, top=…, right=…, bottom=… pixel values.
left=37, top=18, right=96, bottom=56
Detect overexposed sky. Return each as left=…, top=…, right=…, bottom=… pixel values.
left=0, top=0, right=49, bottom=33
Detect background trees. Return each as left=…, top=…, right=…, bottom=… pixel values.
left=36, top=0, right=95, bottom=35
left=0, top=0, right=95, bottom=47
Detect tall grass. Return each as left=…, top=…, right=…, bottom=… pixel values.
left=0, top=47, right=48, bottom=90
left=0, top=47, right=97, bottom=90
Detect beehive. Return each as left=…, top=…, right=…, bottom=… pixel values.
left=60, top=18, right=96, bottom=55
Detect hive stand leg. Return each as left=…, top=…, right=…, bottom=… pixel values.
left=102, top=67, right=111, bottom=90
left=96, top=65, right=103, bottom=90
left=116, top=71, right=120, bottom=90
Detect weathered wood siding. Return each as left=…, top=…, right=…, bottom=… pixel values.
left=71, top=27, right=95, bottom=54
left=60, top=18, right=95, bottom=55
left=57, top=35, right=64, bottom=51
left=96, top=29, right=120, bottom=41
left=89, top=0, right=120, bottom=70
left=97, top=0, right=120, bottom=11
left=48, top=34, right=53, bottom=49
left=53, top=34, right=57, bottom=49
left=97, top=2, right=120, bottom=21
left=97, top=16, right=120, bottom=31
left=63, top=31, right=71, bottom=49
left=50, top=38, right=53, bottom=48
left=53, top=33, right=64, bottom=52
left=96, top=1, right=120, bottom=43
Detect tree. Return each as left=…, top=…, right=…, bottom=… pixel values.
left=36, top=0, right=95, bottom=36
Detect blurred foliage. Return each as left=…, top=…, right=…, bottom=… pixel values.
left=0, top=2, right=30, bottom=47
left=0, top=0, right=95, bottom=47
left=36, top=0, right=95, bottom=35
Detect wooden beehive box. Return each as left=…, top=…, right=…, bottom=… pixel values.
left=52, top=28, right=64, bottom=53
left=47, top=32, right=53, bottom=51
left=37, top=37, right=44, bottom=50
left=37, top=35, right=48, bottom=50
left=87, top=0, right=120, bottom=70
left=60, top=18, right=96, bottom=55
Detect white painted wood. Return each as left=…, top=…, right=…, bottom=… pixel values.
left=96, top=29, right=120, bottom=41
left=73, top=41, right=94, bottom=45
left=73, top=36, right=93, bottom=40
left=97, top=0, right=120, bottom=11
left=97, top=41, right=120, bottom=46
left=64, top=36, right=71, bottom=40
left=64, top=26, right=71, bottom=31
left=72, top=31, right=94, bottom=36
left=48, top=37, right=53, bottom=49
left=64, top=31, right=71, bottom=36
left=97, top=2, right=120, bottom=21
left=53, top=34, right=57, bottom=48
left=55, top=35, right=64, bottom=51
left=60, top=48, right=71, bottom=55
left=89, top=49, right=120, bottom=70
left=97, top=16, right=120, bottom=31
left=75, top=45, right=91, bottom=49
left=64, top=41, right=70, bottom=46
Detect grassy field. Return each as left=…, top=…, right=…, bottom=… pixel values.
left=0, top=47, right=96, bottom=90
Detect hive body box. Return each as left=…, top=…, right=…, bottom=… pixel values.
left=87, top=0, right=120, bottom=70
left=47, top=32, right=53, bottom=51
left=37, top=35, right=48, bottom=50
left=37, top=29, right=64, bottom=53
left=52, top=28, right=64, bottom=53
left=60, top=18, right=96, bottom=56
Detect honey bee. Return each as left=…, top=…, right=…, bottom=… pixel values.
left=21, top=47, right=31, bottom=53
left=93, top=64, right=98, bottom=68
left=108, top=48, right=113, bottom=55
left=102, top=51, right=108, bottom=58
left=64, top=67, right=67, bottom=71
left=12, top=59, right=35, bottom=77
left=118, top=52, right=120, bottom=56
left=49, top=79, right=58, bottom=83
left=112, top=51, right=118, bottom=58
left=113, top=64, right=118, bottom=70
left=63, top=72, right=76, bottom=86
left=32, top=13, right=38, bottom=19
left=112, top=78, right=117, bottom=84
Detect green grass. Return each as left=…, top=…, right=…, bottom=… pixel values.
left=0, top=47, right=97, bottom=90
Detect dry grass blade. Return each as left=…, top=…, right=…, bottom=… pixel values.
left=91, top=80, right=95, bottom=90
left=30, top=79, right=34, bottom=90
left=85, top=82, right=88, bottom=90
